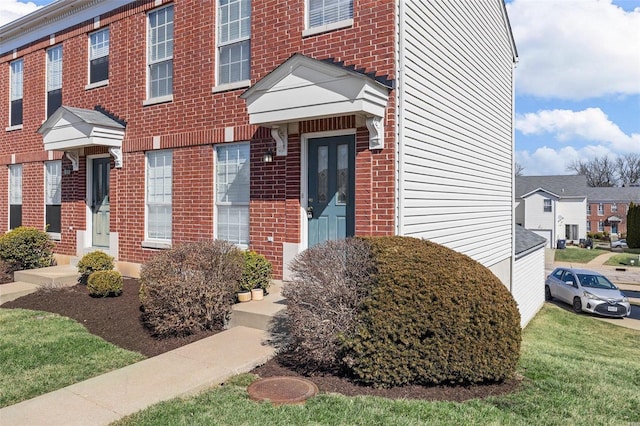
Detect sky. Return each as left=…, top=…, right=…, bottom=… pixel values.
left=1, top=0, right=639, bottom=177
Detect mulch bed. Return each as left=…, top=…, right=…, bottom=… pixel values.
left=1, top=278, right=522, bottom=401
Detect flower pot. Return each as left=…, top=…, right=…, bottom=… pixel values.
left=251, top=288, right=264, bottom=301
left=237, top=291, right=252, bottom=303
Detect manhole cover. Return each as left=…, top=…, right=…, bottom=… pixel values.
left=247, top=376, right=318, bottom=405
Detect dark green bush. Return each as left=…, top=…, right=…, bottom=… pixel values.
left=139, top=240, right=244, bottom=337
left=280, top=238, right=376, bottom=372
left=77, top=251, right=114, bottom=285
left=342, top=236, right=521, bottom=387
left=87, top=270, right=123, bottom=297
left=238, top=250, right=273, bottom=293
left=0, top=227, right=55, bottom=273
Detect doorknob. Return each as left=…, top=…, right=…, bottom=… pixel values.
left=306, top=206, right=313, bottom=219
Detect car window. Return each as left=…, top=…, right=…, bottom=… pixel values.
left=552, top=269, right=564, bottom=280
left=563, top=272, right=576, bottom=285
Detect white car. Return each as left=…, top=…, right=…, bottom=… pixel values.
left=545, top=267, right=631, bottom=318
left=611, top=239, right=628, bottom=248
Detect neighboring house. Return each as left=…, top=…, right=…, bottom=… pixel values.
left=513, top=225, right=547, bottom=327
left=586, top=187, right=640, bottom=237
left=1, top=0, right=519, bottom=294
left=515, top=176, right=588, bottom=248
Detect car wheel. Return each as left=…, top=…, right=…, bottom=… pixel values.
left=573, top=297, right=582, bottom=313
left=545, top=286, right=552, bottom=301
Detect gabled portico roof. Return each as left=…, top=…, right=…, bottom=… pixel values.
left=240, top=53, right=391, bottom=127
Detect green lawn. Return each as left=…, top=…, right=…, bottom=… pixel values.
left=115, top=304, right=640, bottom=425
left=605, top=253, right=640, bottom=267
left=554, top=246, right=607, bottom=263
left=0, top=309, right=145, bottom=407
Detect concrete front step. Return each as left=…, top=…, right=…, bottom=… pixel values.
left=229, top=281, right=286, bottom=331
left=13, top=264, right=79, bottom=287
left=0, top=281, right=40, bottom=305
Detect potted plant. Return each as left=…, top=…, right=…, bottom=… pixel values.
left=239, top=250, right=273, bottom=301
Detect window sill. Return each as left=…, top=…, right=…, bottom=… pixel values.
left=85, top=80, right=109, bottom=90
left=302, top=19, right=353, bottom=37
left=5, top=124, right=23, bottom=132
left=212, top=80, right=251, bottom=93
left=143, top=95, right=173, bottom=107
left=141, top=240, right=172, bottom=249
left=48, top=232, right=61, bottom=241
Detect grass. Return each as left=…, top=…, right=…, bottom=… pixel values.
left=554, top=246, right=607, bottom=263
left=0, top=309, right=145, bottom=407
left=605, top=253, right=640, bottom=267
left=115, top=304, right=640, bottom=425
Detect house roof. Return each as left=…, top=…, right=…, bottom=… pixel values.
left=515, top=225, right=547, bottom=258
left=586, top=186, right=640, bottom=203
left=515, top=175, right=588, bottom=199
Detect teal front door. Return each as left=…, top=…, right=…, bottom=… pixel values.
left=307, top=135, right=355, bottom=248
left=91, top=158, right=110, bottom=247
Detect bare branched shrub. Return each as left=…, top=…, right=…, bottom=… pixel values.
left=281, top=238, right=376, bottom=372
left=139, top=240, right=243, bottom=338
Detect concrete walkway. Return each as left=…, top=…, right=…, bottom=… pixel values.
left=0, top=266, right=282, bottom=426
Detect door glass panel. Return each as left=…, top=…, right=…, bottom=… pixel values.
left=337, top=144, right=348, bottom=205
left=317, top=146, right=328, bottom=203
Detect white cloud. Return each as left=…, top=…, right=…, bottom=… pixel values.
left=516, top=107, right=640, bottom=153
left=507, top=0, right=640, bottom=100
left=516, top=144, right=621, bottom=175
left=0, top=1, right=40, bottom=27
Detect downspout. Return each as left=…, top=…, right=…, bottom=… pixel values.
left=510, top=59, right=516, bottom=293
left=395, top=0, right=406, bottom=236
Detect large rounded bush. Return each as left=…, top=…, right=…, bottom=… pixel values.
left=77, top=251, right=114, bottom=285
left=139, top=240, right=243, bottom=337
left=238, top=250, right=273, bottom=293
left=281, top=238, right=376, bottom=372
left=342, top=236, right=521, bottom=387
left=0, top=226, right=55, bottom=273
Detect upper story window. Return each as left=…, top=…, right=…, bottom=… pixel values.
left=543, top=199, right=552, bottom=212
left=586, top=204, right=591, bottom=215
left=46, top=45, right=63, bottom=118
left=147, top=5, right=174, bottom=101
left=597, top=203, right=604, bottom=215
left=611, top=203, right=617, bottom=213
left=9, top=59, right=23, bottom=128
left=89, top=28, right=109, bottom=85
left=217, top=0, right=251, bottom=86
left=307, top=0, right=353, bottom=30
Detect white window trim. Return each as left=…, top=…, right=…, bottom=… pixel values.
left=212, top=80, right=251, bottom=93
left=146, top=4, right=174, bottom=102
left=302, top=18, right=353, bottom=37
left=9, top=59, right=23, bottom=128
left=85, top=80, right=109, bottom=90
left=215, top=0, right=251, bottom=87
left=143, top=149, right=172, bottom=248
left=5, top=125, right=23, bottom=132
left=88, top=27, right=109, bottom=86
left=214, top=141, right=250, bottom=248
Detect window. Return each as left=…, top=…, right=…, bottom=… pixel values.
left=565, top=224, right=578, bottom=240
left=45, top=161, right=62, bottom=235
left=89, top=28, right=109, bottom=84
left=9, top=165, right=22, bottom=229
left=146, top=150, right=172, bottom=242
left=46, top=45, right=63, bottom=118
left=308, top=0, right=353, bottom=28
left=611, top=203, right=617, bottom=213
left=216, top=143, right=249, bottom=246
left=147, top=5, right=174, bottom=99
left=217, top=0, right=250, bottom=85
left=586, top=221, right=591, bottom=232
left=543, top=199, right=552, bottom=212
left=9, top=59, right=23, bottom=127
left=597, top=203, right=604, bottom=215
left=598, top=221, right=604, bottom=232
left=586, top=204, right=591, bottom=215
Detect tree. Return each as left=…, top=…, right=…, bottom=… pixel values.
left=515, top=162, right=524, bottom=177
left=616, top=153, right=640, bottom=187
left=567, top=156, right=617, bottom=187
left=628, top=202, right=640, bottom=249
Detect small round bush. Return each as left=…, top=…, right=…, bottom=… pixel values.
left=87, top=270, right=123, bottom=297
left=139, top=240, right=244, bottom=338
left=281, top=238, right=376, bottom=372
left=342, top=236, right=521, bottom=387
left=0, top=226, right=55, bottom=273
left=77, top=251, right=114, bottom=285
left=239, top=250, right=273, bottom=293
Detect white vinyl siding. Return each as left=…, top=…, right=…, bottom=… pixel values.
left=398, top=0, right=514, bottom=269
left=217, top=0, right=251, bottom=85
left=216, top=143, right=250, bottom=246
left=146, top=150, right=172, bottom=241
left=513, top=246, right=545, bottom=327
left=147, top=5, right=174, bottom=99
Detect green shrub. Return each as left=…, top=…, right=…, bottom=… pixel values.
left=139, top=240, right=244, bottom=338
left=0, top=227, right=55, bottom=273
left=238, top=250, right=273, bottom=293
left=77, top=251, right=114, bottom=285
left=281, top=238, right=376, bottom=372
left=341, top=236, right=521, bottom=387
left=87, top=270, right=123, bottom=297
